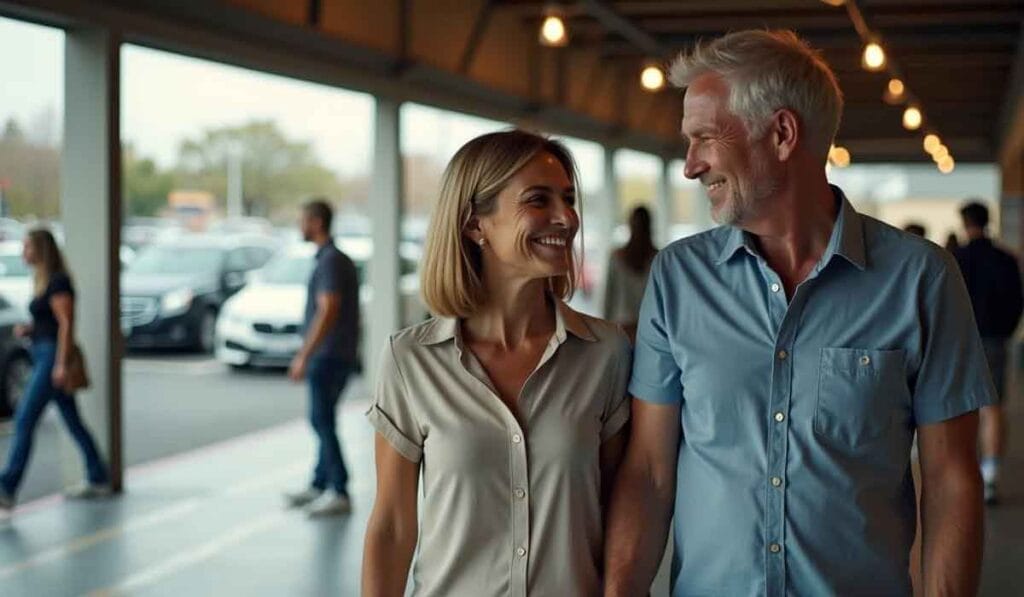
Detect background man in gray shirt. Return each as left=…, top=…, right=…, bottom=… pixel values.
left=285, top=199, right=361, bottom=517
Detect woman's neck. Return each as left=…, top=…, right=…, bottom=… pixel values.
left=463, top=277, right=554, bottom=350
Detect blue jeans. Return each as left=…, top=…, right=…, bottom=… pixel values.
left=0, top=341, right=108, bottom=496
left=307, top=357, right=352, bottom=495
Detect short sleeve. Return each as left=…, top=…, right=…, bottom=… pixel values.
left=600, top=330, right=633, bottom=441
left=48, top=273, right=74, bottom=298
left=315, top=253, right=343, bottom=295
left=628, top=253, right=683, bottom=404
left=912, top=254, right=998, bottom=425
left=365, top=337, right=424, bottom=462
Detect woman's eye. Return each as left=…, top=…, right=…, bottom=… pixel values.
left=564, top=195, right=576, bottom=207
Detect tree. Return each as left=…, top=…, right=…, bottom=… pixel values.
left=174, top=120, right=342, bottom=219
left=123, top=144, right=175, bottom=217
left=0, top=116, right=60, bottom=218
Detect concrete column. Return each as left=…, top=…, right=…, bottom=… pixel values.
left=61, top=28, right=122, bottom=491
left=657, top=157, right=672, bottom=245
left=367, top=98, right=402, bottom=388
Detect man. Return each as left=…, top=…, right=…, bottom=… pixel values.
left=954, top=201, right=1023, bottom=505
left=604, top=30, right=992, bottom=596
left=285, top=199, right=361, bottom=517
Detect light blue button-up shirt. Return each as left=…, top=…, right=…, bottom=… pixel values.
left=629, top=186, right=996, bottom=596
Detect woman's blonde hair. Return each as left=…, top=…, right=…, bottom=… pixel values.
left=27, top=228, right=70, bottom=297
left=420, top=129, right=582, bottom=318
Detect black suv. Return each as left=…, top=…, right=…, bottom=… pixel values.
left=120, top=235, right=275, bottom=352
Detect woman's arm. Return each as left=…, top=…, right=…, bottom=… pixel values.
left=50, top=292, right=75, bottom=386
left=362, top=433, right=420, bottom=597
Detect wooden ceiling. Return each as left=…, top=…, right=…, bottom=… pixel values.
left=498, top=0, right=1024, bottom=163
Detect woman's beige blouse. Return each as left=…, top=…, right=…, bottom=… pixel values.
left=366, top=300, right=632, bottom=597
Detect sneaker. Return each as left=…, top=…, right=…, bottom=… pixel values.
left=306, top=493, right=352, bottom=518
left=64, top=482, right=112, bottom=500
left=283, top=487, right=323, bottom=509
left=984, top=482, right=1000, bottom=506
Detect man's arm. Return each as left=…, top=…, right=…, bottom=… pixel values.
left=288, top=291, right=340, bottom=381
left=604, top=399, right=680, bottom=596
left=917, top=410, right=983, bottom=596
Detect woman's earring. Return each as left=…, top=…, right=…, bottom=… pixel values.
left=478, top=238, right=487, bottom=247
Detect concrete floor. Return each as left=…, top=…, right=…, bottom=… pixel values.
left=0, top=381, right=1020, bottom=596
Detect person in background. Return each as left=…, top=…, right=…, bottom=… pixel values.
left=903, top=222, right=927, bottom=238
left=0, top=228, right=109, bottom=512
left=954, top=200, right=1024, bottom=504
left=284, top=199, right=361, bottom=518
left=362, top=130, right=631, bottom=596
left=603, top=206, right=659, bottom=341
left=945, top=232, right=961, bottom=253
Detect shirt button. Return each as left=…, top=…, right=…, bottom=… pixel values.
left=514, top=488, right=526, bottom=500
left=774, top=412, right=785, bottom=423
left=770, top=283, right=781, bottom=293
left=516, top=547, right=527, bottom=557
left=769, top=543, right=781, bottom=554
left=860, top=355, right=871, bottom=366
left=777, top=350, right=788, bottom=360
left=512, top=434, right=522, bottom=444
left=771, top=476, right=782, bottom=488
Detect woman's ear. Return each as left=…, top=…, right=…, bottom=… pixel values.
left=463, top=214, right=485, bottom=246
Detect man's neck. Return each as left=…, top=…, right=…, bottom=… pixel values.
left=743, top=175, right=837, bottom=294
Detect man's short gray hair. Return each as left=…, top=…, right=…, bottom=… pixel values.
left=669, top=30, right=843, bottom=159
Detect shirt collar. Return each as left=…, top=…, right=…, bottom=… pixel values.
left=315, top=240, right=334, bottom=258
left=416, top=296, right=597, bottom=346
left=714, top=185, right=866, bottom=271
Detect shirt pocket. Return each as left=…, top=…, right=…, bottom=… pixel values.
left=815, top=347, right=907, bottom=450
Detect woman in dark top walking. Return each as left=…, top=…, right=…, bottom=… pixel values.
left=0, top=228, right=109, bottom=512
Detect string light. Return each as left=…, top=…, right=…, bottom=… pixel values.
left=640, top=65, right=665, bottom=92
left=923, top=134, right=941, bottom=154
left=862, top=42, right=886, bottom=71
left=902, top=106, right=922, bottom=130
left=539, top=9, right=568, bottom=47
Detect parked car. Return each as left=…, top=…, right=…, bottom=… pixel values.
left=0, top=240, right=32, bottom=320
left=121, top=235, right=276, bottom=352
left=0, top=294, right=31, bottom=420
left=215, top=238, right=426, bottom=370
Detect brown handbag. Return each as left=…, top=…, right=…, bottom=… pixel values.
left=62, top=343, right=91, bottom=393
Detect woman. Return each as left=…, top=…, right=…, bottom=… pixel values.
left=603, top=206, right=658, bottom=341
left=362, top=130, right=632, bottom=596
left=0, top=228, right=109, bottom=511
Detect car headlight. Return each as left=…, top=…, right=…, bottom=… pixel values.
left=161, top=288, right=194, bottom=316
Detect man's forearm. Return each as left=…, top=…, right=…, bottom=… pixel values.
left=603, top=459, right=675, bottom=596
left=300, top=308, right=337, bottom=358
left=921, top=474, right=984, bottom=596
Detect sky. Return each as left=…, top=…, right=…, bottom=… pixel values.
left=0, top=15, right=1000, bottom=203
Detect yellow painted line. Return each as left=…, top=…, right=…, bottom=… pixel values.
left=0, top=462, right=306, bottom=579
left=86, top=509, right=289, bottom=596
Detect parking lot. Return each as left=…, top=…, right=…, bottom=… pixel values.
left=0, top=353, right=367, bottom=504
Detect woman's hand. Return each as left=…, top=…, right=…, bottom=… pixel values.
left=52, top=364, right=67, bottom=389
left=13, top=323, right=30, bottom=338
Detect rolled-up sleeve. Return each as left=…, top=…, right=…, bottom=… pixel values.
left=912, top=253, right=998, bottom=425
left=365, top=337, right=424, bottom=462
left=628, top=254, right=683, bottom=404
left=601, top=330, right=633, bottom=441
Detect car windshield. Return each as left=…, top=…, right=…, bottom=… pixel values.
left=129, top=246, right=224, bottom=275
left=0, top=255, right=29, bottom=277
left=258, top=253, right=315, bottom=285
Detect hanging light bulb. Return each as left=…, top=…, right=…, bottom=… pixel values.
left=819, top=0, right=845, bottom=6
left=932, top=144, right=949, bottom=162
left=883, top=78, right=905, bottom=104
left=539, top=8, right=568, bottom=47
left=902, top=106, right=922, bottom=130
left=829, top=145, right=851, bottom=168
left=640, top=65, right=665, bottom=92
left=938, top=155, right=955, bottom=174
left=862, top=42, right=886, bottom=71
left=923, top=134, right=941, bottom=154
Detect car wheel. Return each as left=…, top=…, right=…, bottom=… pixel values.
left=197, top=310, right=217, bottom=354
left=1, top=353, right=32, bottom=418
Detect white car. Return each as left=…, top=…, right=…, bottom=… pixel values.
left=215, top=239, right=426, bottom=370
left=0, top=241, right=32, bottom=319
